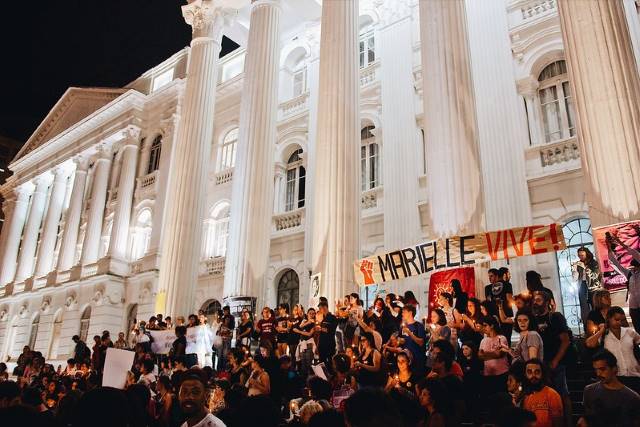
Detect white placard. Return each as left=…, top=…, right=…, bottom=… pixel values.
left=102, top=348, right=135, bottom=389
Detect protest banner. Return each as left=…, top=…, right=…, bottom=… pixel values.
left=427, top=267, right=475, bottom=316
left=309, top=273, right=321, bottom=309
left=354, top=224, right=566, bottom=286
left=102, top=348, right=135, bottom=389
left=593, top=220, right=640, bottom=292
left=149, top=325, right=209, bottom=355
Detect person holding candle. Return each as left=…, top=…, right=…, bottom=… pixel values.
left=354, top=332, right=384, bottom=388
left=427, top=309, right=451, bottom=368
left=275, top=303, right=291, bottom=358
left=400, top=304, right=427, bottom=376
left=455, top=298, right=484, bottom=349
left=293, top=308, right=318, bottom=378
left=585, top=290, right=615, bottom=337
left=384, top=350, right=418, bottom=395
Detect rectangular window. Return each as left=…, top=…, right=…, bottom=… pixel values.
left=293, top=69, right=306, bottom=97
left=369, top=143, right=379, bottom=189
left=539, top=85, right=562, bottom=142
left=359, top=32, right=375, bottom=68
left=361, top=146, right=368, bottom=191
left=298, top=167, right=306, bottom=208
left=562, top=81, right=576, bottom=137
left=285, top=169, right=297, bottom=212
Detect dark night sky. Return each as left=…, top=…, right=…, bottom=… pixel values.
left=0, top=1, right=238, bottom=147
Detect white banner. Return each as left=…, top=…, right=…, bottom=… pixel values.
left=102, top=348, right=135, bottom=389
left=148, top=325, right=212, bottom=355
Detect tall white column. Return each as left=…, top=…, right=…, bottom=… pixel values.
left=81, top=147, right=112, bottom=265
left=464, top=0, right=535, bottom=290
left=108, top=126, right=140, bottom=260
left=379, top=14, right=423, bottom=297
left=34, top=166, right=70, bottom=277
left=157, top=0, right=233, bottom=316
left=517, top=77, right=542, bottom=147
left=223, top=0, right=281, bottom=300
left=15, top=175, right=52, bottom=282
left=57, top=157, right=89, bottom=271
left=0, top=185, right=33, bottom=285
left=558, top=0, right=640, bottom=227
left=137, top=137, right=152, bottom=178
left=419, top=0, right=483, bottom=236
left=310, top=0, right=360, bottom=305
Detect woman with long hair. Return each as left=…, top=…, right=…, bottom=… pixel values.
left=384, top=350, right=418, bottom=395
left=478, top=315, right=510, bottom=395
left=228, top=348, right=249, bottom=386
left=586, top=289, right=615, bottom=336
left=417, top=378, right=451, bottom=427
left=275, top=303, right=290, bottom=358
left=155, top=375, right=181, bottom=427
left=450, top=279, right=469, bottom=316
left=293, top=307, right=317, bottom=377
left=246, top=356, right=271, bottom=396
left=454, top=298, right=483, bottom=348
left=511, top=310, right=543, bottom=362
left=427, top=309, right=451, bottom=368
left=572, top=247, right=602, bottom=332
left=288, top=304, right=305, bottom=362
left=236, top=309, right=254, bottom=347
left=354, top=332, right=384, bottom=388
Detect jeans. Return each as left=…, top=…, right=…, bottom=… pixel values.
left=578, top=281, right=590, bottom=334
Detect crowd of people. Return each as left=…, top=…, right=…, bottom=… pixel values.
left=1, top=258, right=640, bottom=427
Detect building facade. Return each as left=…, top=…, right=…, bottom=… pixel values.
left=1, top=0, right=640, bottom=362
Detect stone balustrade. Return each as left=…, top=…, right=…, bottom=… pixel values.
left=360, top=60, right=379, bottom=87
left=215, top=169, right=233, bottom=185
left=200, top=256, right=225, bottom=276
left=273, top=208, right=304, bottom=232
left=525, top=137, right=581, bottom=179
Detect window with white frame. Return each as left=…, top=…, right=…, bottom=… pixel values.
left=361, top=125, right=380, bottom=191
left=147, top=135, right=162, bottom=174
left=28, top=313, right=40, bottom=350
left=130, top=209, right=152, bottom=261
left=217, top=128, right=238, bottom=172
left=285, top=149, right=305, bottom=211
left=538, top=60, right=576, bottom=143
left=79, top=306, right=91, bottom=342
left=203, top=204, right=230, bottom=258
left=292, top=68, right=306, bottom=97
left=359, top=30, right=375, bottom=68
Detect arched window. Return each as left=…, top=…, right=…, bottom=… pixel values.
left=130, top=209, right=152, bottom=261
left=277, top=269, right=300, bottom=308
left=79, top=306, right=91, bottom=342
left=201, top=299, right=222, bottom=325
left=361, top=125, right=380, bottom=191
left=285, top=149, right=306, bottom=211
left=203, top=203, right=230, bottom=258
left=28, top=313, right=40, bottom=350
left=555, top=217, right=593, bottom=335
left=126, top=304, right=138, bottom=336
left=359, top=17, right=375, bottom=68
left=217, top=128, right=238, bottom=172
left=48, top=310, right=63, bottom=359
left=538, top=60, right=575, bottom=143
left=147, top=135, right=162, bottom=174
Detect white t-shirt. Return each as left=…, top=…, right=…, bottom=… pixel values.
left=180, top=413, right=226, bottom=427
left=602, top=327, right=640, bottom=377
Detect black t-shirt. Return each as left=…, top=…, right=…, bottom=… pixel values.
left=319, top=313, right=338, bottom=353
left=288, top=316, right=304, bottom=345
left=535, top=311, right=573, bottom=365
left=222, top=314, right=236, bottom=331
left=276, top=316, right=289, bottom=343
left=237, top=320, right=253, bottom=340
left=484, top=281, right=514, bottom=317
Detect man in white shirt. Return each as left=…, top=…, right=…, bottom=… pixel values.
left=179, top=372, right=226, bottom=427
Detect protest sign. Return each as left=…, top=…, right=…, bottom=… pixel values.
left=102, top=348, right=135, bottom=389
left=427, top=267, right=475, bottom=316
left=149, top=325, right=209, bottom=355
left=593, top=220, right=640, bottom=292
left=354, top=224, right=566, bottom=286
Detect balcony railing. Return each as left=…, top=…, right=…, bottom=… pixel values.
left=215, top=169, right=233, bottom=185
left=135, top=170, right=158, bottom=199
left=273, top=208, right=304, bottom=232
left=525, top=137, right=581, bottom=179
left=360, top=60, right=380, bottom=87
left=278, top=91, right=309, bottom=121
left=520, top=0, right=556, bottom=21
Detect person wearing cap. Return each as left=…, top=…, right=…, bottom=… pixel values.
left=178, top=370, right=225, bottom=427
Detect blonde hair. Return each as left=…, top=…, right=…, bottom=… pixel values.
left=299, top=400, right=323, bottom=424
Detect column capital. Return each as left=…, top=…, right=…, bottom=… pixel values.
left=15, top=182, right=35, bottom=198
left=51, top=163, right=73, bottom=180
left=160, top=114, right=179, bottom=137
left=120, top=125, right=142, bottom=145
left=182, top=0, right=237, bottom=43
left=33, top=172, right=54, bottom=190
left=274, top=162, right=286, bottom=176
left=94, top=144, right=113, bottom=162
left=251, top=0, right=282, bottom=12
left=72, top=154, right=90, bottom=172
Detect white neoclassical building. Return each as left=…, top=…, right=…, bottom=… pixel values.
left=1, top=0, right=640, bottom=362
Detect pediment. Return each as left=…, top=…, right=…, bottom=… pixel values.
left=14, top=87, right=127, bottom=161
